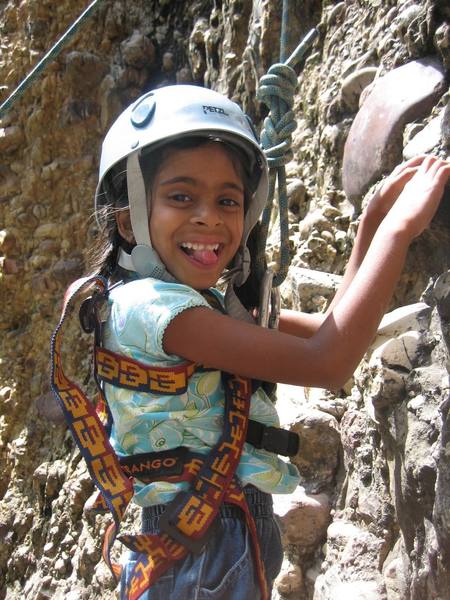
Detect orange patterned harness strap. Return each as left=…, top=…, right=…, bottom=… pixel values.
left=50, top=276, right=269, bottom=600
left=50, top=276, right=133, bottom=579
left=96, top=346, right=196, bottom=395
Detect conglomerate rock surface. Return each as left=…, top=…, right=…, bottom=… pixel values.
left=0, top=1, right=449, bottom=599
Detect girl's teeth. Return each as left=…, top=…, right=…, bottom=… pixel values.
left=181, top=243, right=219, bottom=251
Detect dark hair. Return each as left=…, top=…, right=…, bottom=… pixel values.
left=87, top=137, right=259, bottom=282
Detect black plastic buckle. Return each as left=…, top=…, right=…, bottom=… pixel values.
left=79, top=292, right=107, bottom=334
left=158, top=491, right=221, bottom=555
left=79, top=283, right=120, bottom=334
left=261, top=426, right=300, bottom=457
left=79, top=296, right=97, bottom=333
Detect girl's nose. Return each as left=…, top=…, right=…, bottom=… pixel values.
left=191, top=202, right=222, bottom=227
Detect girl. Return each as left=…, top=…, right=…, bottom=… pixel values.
left=86, top=85, right=449, bottom=599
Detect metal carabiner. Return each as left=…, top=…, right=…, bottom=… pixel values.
left=257, top=269, right=280, bottom=329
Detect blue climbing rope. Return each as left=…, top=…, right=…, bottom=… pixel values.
left=0, top=0, right=103, bottom=119
left=256, top=26, right=319, bottom=287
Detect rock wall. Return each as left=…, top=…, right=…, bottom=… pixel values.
left=0, top=1, right=449, bottom=599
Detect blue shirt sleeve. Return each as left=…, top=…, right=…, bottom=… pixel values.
left=104, top=278, right=213, bottom=364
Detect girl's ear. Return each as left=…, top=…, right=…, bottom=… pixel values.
left=116, top=209, right=135, bottom=244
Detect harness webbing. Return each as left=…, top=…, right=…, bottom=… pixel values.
left=96, top=346, right=196, bottom=395
left=50, top=275, right=133, bottom=579
left=50, top=276, right=269, bottom=600
left=96, top=345, right=300, bottom=457
left=158, top=372, right=252, bottom=553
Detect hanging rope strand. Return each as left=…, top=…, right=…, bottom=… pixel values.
left=0, top=0, right=103, bottom=119
left=256, top=26, right=319, bottom=287
left=257, top=64, right=297, bottom=286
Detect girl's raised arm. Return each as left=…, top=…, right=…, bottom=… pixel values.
left=279, top=155, right=428, bottom=338
left=164, top=156, right=450, bottom=390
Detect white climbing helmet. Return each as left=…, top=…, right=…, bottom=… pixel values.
left=95, top=84, right=269, bottom=295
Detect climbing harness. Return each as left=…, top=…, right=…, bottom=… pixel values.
left=50, top=275, right=299, bottom=600
left=94, top=345, right=298, bottom=458
left=0, top=0, right=103, bottom=119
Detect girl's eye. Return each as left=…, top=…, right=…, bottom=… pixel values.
left=170, top=194, right=191, bottom=203
left=220, top=197, right=242, bottom=208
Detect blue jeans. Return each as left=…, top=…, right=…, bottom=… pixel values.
left=120, top=486, right=283, bottom=599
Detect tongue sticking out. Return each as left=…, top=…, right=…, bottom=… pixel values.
left=191, top=248, right=218, bottom=265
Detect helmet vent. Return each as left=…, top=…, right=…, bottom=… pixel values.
left=131, top=93, right=156, bottom=128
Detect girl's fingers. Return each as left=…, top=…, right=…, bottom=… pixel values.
left=382, top=167, right=419, bottom=195
left=372, top=156, right=448, bottom=222
left=406, top=157, right=450, bottom=186
left=432, top=158, right=450, bottom=176
left=419, top=156, right=450, bottom=181
left=393, top=166, right=419, bottom=181
left=418, top=154, right=443, bottom=173
left=384, top=157, right=427, bottom=190
left=392, top=155, right=427, bottom=175
left=397, top=158, right=448, bottom=196
left=435, top=162, right=450, bottom=185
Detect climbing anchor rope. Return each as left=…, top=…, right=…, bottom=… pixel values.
left=0, top=0, right=103, bottom=119
left=256, top=27, right=319, bottom=289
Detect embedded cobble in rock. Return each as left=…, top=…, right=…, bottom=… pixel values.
left=441, top=98, right=450, bottom=149
left=403, top=112, right=443, bottom=158
left=274, top=560, right=304, bottom=596
left=290, top=410, right=341, bottom=492
left=342, top=58, right=447, bottom=200
left=274, top=489, right=331, bottom=549
left=282, top=266, right=341, bottom=312
left=340, top=67, right=378, bottom=112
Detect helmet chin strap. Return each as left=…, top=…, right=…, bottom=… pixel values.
left=224, top=246, right=254, bottom=323
left=123, top=152, right=176, bottom=282
left=121, top=151, right=254, bottom=321
left=117, top=246, right=171, bottom=281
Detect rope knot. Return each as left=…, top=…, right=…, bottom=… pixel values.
left=256, top=63, right=297, bottom=169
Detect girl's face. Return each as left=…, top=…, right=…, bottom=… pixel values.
left=148, top=143, right=245, bottom=289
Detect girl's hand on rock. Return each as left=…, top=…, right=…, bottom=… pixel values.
left=384, top=155, right=450, bottom=239
left=367, top=155, right=428, bottom=219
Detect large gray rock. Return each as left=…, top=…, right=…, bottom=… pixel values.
left=342, top=58, right=446, bottom=200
